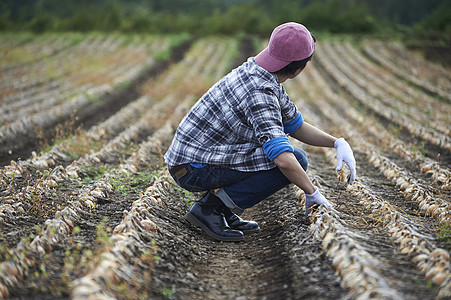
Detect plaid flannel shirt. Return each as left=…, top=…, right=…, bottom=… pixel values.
left=164, top=57, right=300, bottom=172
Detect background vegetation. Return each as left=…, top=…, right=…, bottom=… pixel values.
left=0, top=0, right=450, bottom=35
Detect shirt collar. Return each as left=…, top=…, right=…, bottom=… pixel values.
left=248, top=57, right=280, bottom=84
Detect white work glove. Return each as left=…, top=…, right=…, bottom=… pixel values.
left=304, top=187, right=332, bottom=216
left=334, top=138, right=356, bottom=184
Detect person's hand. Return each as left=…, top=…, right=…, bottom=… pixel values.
left=334, top=138, right=356, bottom=184
left=304, top=187, right=332, bottom=216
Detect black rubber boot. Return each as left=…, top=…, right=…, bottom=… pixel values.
left=218, top=205, right=260, bottom=234
left=185, top=193, right=244, bottom=242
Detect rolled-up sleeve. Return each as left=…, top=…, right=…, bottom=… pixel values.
left=283, top=111, right=303, bottom=134
left=263, top=136, right=294, bottom=161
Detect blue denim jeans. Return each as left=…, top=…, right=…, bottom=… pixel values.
left=171, top=148, right=308, bottom=215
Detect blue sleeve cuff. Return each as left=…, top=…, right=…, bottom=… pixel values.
left=283, top=111, right=303, bottom=135
left=263, top=137, right=294, bottom=161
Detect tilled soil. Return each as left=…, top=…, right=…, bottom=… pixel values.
left=1, top=34, right=450, bottom=300
left=307, top=149, right=441, bottom=300
left=5, top=193, right=137, bottom=300
left=141, top=147, right=440, bottom=300
left=147, top=184, right=347, bottom=300
left=0, top=39, right=193, bottom=166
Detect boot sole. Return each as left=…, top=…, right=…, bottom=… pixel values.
left=185, top=212, right=245, bottom=242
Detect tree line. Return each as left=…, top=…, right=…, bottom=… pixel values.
left=1, top=0, right=450, bottom=34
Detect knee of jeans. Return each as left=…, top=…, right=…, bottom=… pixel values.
left=293, top=148, right=308, bottom=171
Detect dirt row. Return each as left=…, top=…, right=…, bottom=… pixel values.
left=0, top=37, right=192, bottom=166
left=0, top=35, right=450, bottom=300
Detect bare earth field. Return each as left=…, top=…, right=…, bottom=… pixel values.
left=0, top=33, right=450, bottom=299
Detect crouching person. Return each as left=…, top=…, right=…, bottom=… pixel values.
left=164, top=22, right=356, bottom=242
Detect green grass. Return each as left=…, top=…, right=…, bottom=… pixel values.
left=437, top=221, right=451, bottom=251
left=109, top=169, right=159, bottom=195
left=79, top=165, right=110, bottom=183
left=411, top=141, right=429, bottom=157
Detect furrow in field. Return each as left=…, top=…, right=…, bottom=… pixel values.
left=161, top=40, right=215, bottom=86
left=0, top=97, right=189, bottom=299
left=302, top=62, right=450, bottom=190
left=0, top=37, right=218, bottom=226
left=288, top=62, right=451, bottom=226
left=362, top=40, right=451, bottom=102
left=328, top=41, right=450, bottom=134
left=341, top=41, right=450, bottom=124
left=0, top=35, right=106, bottom=100
left=0, top=36, right=202, bottom=175
left=0, top=84, right=116, bottom=157
left=346, top=178, right=451, bottom=298
left=0, top=34, right=75, bottom=73
left=287, top=94, right=447, bottom=298
left=69, top=97, right=190, bottom=299
left=77, top=96, right=173, bottom=166
left=310, top=137, right=449, bottom=298
left=384, top=41, right=451, bottom=88
left=0, top=35, right=107, bottom=95
left=314, top=44, right=450, bottom=161
left=308, top=195, right=442, bottom=299
left=0, top=94, right=156, bottom=186
left=133, top=180, right=347, bottom=300
left=0, top=35, right=158, bottom=110
left=0, top=36, right=160, bottom=123
left=72, top=139, right=346, bottom=299
left=141, top=37, right=238, bottom=105
left=318, top=42, right=450, bottom=146
left=0, top=83, right=83, bottom=127
left=0, top=36, right=179, bottom=163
